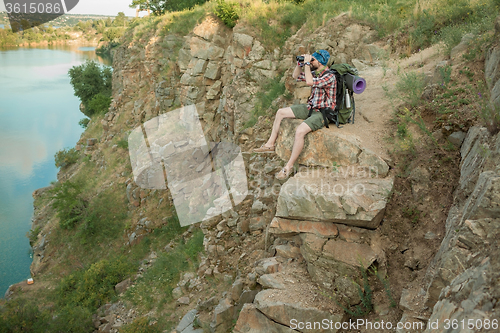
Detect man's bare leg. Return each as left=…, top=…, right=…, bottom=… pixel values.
left=263, top=107, right=296, bottom=148
left=283, top=122, right=312, bottom=171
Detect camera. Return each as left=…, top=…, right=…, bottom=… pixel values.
left=296, top=55, right=304, bottom=63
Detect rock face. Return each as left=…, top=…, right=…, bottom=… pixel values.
left=421, top=126, right=500, bottom=332
left=485, top=19, right=500, bottom=107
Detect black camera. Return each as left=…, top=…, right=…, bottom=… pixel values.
left=296, top=55, right=304, bottom=63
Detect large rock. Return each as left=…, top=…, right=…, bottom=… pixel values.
left=276, top=169, right=394, bottom=229
left=254, top=289, right=344, bottom=333
left=190, top=37, right=224, bottom=59
left=299, top=232, right=379, bottom=304
left=276, top=119, right=389, bottom=176
left=212, top=298, right=235, bottom=333
left=233, top=304, right=296, bottom=333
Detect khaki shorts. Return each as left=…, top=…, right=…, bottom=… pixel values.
left=290, top=104, right=325, bottom=132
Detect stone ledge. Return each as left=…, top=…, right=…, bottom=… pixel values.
left=276, top=170, right=394, bottom=229
left=276, top=119, right=389, bottom=177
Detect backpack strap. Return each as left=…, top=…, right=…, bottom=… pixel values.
left=319, top=108, right=330, bottom=129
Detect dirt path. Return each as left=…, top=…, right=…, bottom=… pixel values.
left=338, top=44, right=445, bottom=162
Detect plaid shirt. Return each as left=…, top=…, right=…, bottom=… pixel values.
left=297, top=67, right=336, bottom=111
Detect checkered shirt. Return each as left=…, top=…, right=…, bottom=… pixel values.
left=297, top=68, right=336, bottom=111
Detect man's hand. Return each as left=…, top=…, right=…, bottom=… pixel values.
left=302, top=54, right=314, bottom=86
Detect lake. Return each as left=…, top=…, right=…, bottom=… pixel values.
left=0, top=44, right=111, bottom=297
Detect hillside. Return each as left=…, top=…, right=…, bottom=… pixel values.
left=1, top=0, right=500, bottom=332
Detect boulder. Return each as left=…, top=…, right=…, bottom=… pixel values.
left=275, top=119, right=389, bottom=176
left=176, top=309, right=203, bottom=333
left=254, top=289, right=344, bottom=333
left=233, top=304, right=296, bottom=333
left=276, top=169, right=394, bottom=229
left=212, top=298, right=235, bottom=333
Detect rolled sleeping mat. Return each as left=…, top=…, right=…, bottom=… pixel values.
left=345, top=73, right=366, bottom=94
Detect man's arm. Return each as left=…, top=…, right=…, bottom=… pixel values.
left=303, top=54, right=314, bottom=86
left=292, top=63, right=302, bottom=79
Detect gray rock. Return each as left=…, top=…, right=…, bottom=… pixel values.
left=254, top=290, right=344, bottom=333
left=258, top=274, right=286, bottom=290
left=197, top=296, right=218, bottom=312
left=177, top=296, right=190, bottom=305
left=231, top=279, right=244, bottom=302
left=233, top=304, right=296, bottom=333
left=212, top=298, right=235, bottom=333
left=276, top=171, right=394, bottom=229
left=173, top=287, right=183, bottom=299
left=205, top=61, right=221, bottom=80
left=448, top=131, right=466, bottom=147
left=114, top=278, right=131, bottom=295
left=176, top=309, right=198, bottom=333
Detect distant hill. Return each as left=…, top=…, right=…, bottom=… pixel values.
left=0, top=12, right=119, bottom=28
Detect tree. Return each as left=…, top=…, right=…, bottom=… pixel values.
left=129, top=0, right=209, bottom=15
left=113, top=12, right=127, bottom=27
left=68, top=60, right=112, bottom=117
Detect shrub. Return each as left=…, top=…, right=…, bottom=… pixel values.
left=117, top=138, right=129, bottom=150
left=50, top=181, right=87, bottom=229
left=27, top=226, right=42, bottom=246
left=54, top=147, right=80, bottom=168
left=68, top=60, right=112, bottom=117
left=0, top=298, right=50, bottom=332
left=57, top=257, right=136, bottom=311
left=102, top=27, right=125, bottom=42
left=87, top=93, right=112, bottom=115
left=214, top=0, right=239, bottom=28
left=78, top=118, right=90, bottom=128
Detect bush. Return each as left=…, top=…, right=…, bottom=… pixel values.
left=78, top=118, right=90, bottom=128
left=68, top=60, right=112, bottom=117
left=56, top=257, right=136, bottom=311
left=0, top=298, right=50, bottom=332
left=50, top=181, right=87, bottom=229
left=87, top=93, right=112, bottom=115
left=214, top=0, right=239, bottom=28
left=117, top=138, right=129, bottom=150
left=54, top=148, right=80, bottom=168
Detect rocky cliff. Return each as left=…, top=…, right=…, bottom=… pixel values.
left=9, top=8, right=500, bottom=333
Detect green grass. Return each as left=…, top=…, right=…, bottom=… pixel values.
left=244, top=76, right=289, bottom=128
left=125, top=229, right=204, bottom=312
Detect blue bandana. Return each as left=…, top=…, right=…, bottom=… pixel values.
left=312, top=50, right=330, bottom=66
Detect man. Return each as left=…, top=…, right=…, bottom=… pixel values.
left=253, top=49, right=336, bottom=180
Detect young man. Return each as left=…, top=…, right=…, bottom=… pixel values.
left=254, top=49, right=336, bottom=180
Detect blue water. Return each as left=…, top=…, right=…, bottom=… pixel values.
left=0, top=24, right=5, bottom=29
left=79, top=46, right=96, bottom=52
left=0, top=45, right=111, bottom=297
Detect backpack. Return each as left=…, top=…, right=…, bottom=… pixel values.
left=309, top=63, right=360, bottom=128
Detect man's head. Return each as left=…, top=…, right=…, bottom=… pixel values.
left=311, top=50, right=330, bottom=70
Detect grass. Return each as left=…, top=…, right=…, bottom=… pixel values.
left=244, top=75, right=290, bottom=128
left=124, top=229, right=204, bottom=313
